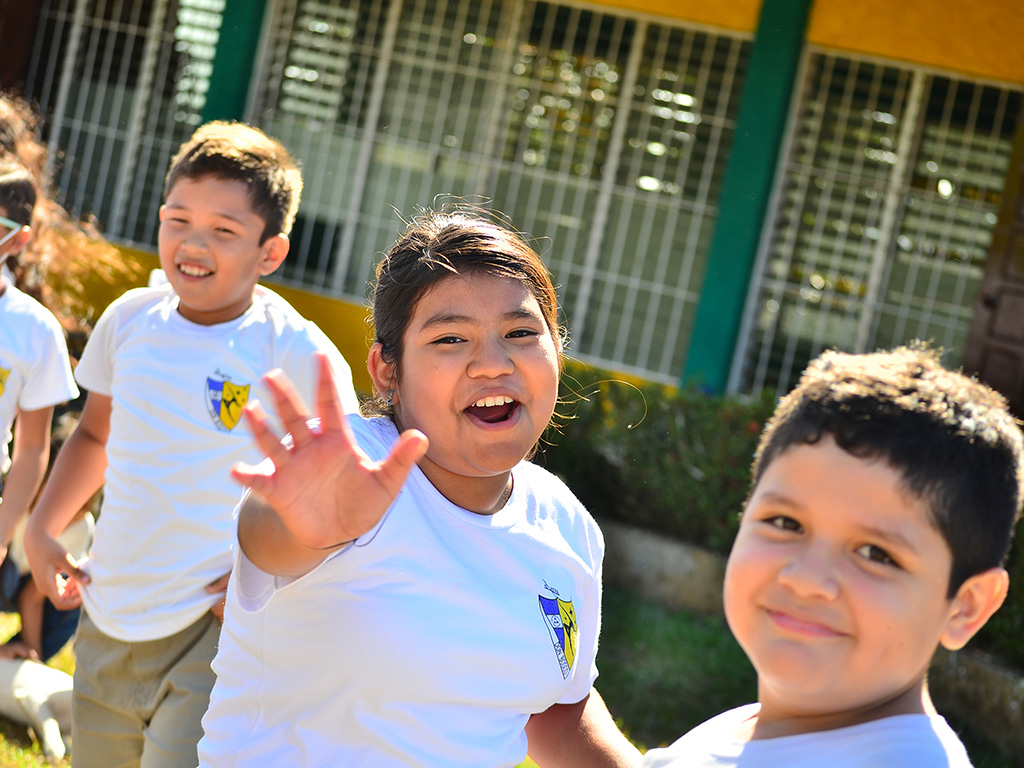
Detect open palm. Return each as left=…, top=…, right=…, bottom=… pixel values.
left=232, top=353, right=428, bottom=551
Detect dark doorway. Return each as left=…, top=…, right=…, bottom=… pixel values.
left=964, top=107, right=1024, bottom=418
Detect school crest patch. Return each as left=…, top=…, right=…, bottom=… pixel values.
left=0, top=367, right=8, bottom=398
left=539, top=590, right=578, bottom=679
left=206, top=376, right=250, bottom=431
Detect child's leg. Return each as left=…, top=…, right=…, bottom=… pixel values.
left=15, top=578, right=46, bottom=659
left=71, top=612, right=145, bottom=767
left=38, top=599, right=80, bottom=661
left=71, top=611, right=219, bottom=768
left=140, top=613, right=219, bottom=768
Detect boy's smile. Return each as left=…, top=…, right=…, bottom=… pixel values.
left=374, top=271, right=559, bottom=515
left=158, top=176, right=286, bottom=325
left=723, top=436, right=966, bottom=734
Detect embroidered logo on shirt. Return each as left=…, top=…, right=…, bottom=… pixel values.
left=0, top=367, right=8, bottom=398
left=206, top=374, right=250, bottom=431
left=539, top=584, right=578, bottom=679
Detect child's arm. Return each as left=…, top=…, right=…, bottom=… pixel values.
left=234, top=353, right=427, bottom=578
left=0, top=406, right=52, bottom=560
left=526, top=688, right=642, bottom=767
left=15, top=577, right=46, bottom=660
left=24, top=391, right=111, bottom=610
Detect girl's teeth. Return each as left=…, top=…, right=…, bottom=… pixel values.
left=474, top=395, right=513, bottom=408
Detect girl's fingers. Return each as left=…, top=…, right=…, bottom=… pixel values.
left=314, top=352, right=346, bottom=434
left=377, top=430, right=429, bottom=494
left=241, top=402, right=291, bottom=468
left=230, top=461, right=276, bottom=496
left=263, top=369, right=315, bottom=448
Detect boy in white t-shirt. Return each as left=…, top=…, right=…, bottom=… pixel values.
left=24, top=122, right=360, bottom=767
left=643, top=346, right=1023, bottom=768
left=0, top=158, right=80, bottom=661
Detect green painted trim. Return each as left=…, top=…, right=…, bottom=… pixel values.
left=200, top=0, right=267, bottom=123
left=681, top=0, right=813, bottom=392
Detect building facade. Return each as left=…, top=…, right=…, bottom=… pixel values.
left=3, top=0, right=1022, bottom=408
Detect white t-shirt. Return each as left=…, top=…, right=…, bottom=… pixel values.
left=199, top=416, right=604, bottom=768
left=0, top=282, right=79, bottom=472
left=74, top=284, right=359, bottom=641
left=641, top=703, right=974, bottom=767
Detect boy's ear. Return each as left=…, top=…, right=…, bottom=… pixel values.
left=367, top=342, right=395, bottom=400
left=940, top=567, right=1009, bottom=651
left=258, top=233, right=289, bottom=277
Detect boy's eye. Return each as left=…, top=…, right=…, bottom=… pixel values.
left=431, top=335, right=464, bottom=345
left=765, top=515, right=802, bottom=533
left=855, top=543, right=900, bottom=568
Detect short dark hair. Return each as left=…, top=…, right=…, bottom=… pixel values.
left=367, top=208, right=564, bottom=415
left=164, top=121, right=302, bottom=242
left=751, top=345, right=1024, bottom=596
left=0, top=157, right=36, bottom=226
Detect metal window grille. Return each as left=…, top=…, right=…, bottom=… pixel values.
left=250, top=0, right=750, bottom=383
left=22, top=0, right=750, bottom=384
left=24, top=0, right=226, bottom=246
left=732, top=49, right=1022, bottom=396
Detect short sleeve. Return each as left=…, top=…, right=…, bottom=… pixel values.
left=74, top=298, right=119, bottom=396
left=19, top=312, right=78, bottom=410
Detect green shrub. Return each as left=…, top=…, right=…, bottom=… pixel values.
left=539, top=360, right=775, bottom=555
left=539, top=360, right=1024, bottom=673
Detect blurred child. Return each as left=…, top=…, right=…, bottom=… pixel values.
left=642, top=346, right=1024, bottom=767
left=25, top=121, right=360, bottom=767
left=0, top=91, right=128, bottom=341
left=0, top=158, right=79, bottom=661
left=198, top=209, right=640, bottom=768
left=4, top=412, right=97, bottom=662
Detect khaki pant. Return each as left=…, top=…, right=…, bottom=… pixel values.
left=71, top=611, right=219, bottom=768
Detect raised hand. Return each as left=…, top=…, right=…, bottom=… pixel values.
left=233, top=353, right=427, bottom=575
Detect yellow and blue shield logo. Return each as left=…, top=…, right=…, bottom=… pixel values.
left=206, top=377, right=250, bottom=431
left=539, top=594, right=578, bottom=679
left=0, top=367, right=9, bottom=398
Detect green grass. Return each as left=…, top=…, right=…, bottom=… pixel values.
left=596, top=586, right=756, bottom=751
left=0, top=589, right=1015, bottom=767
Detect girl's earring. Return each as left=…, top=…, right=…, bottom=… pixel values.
left=386, top=390, right=394, bottom=407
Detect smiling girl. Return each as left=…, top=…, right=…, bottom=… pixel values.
left=198, top=210, right=640, bottom=768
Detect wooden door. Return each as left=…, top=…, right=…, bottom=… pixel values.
left=964, top=111, right=1024, bottom=418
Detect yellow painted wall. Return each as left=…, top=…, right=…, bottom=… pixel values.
left=584, top=0, right=762, bottom=32
left=808, top=0, right=1024, bottom=84
left=585, top=0, right=1022, bottom=84
left=101, top=248, right=375, bottom=393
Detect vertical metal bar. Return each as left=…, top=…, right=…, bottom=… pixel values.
left=727, top=48, right=815, bottom=394
left=45, top=0, right=88, bottom=185
left=109, top=0, right=170, bottom=237
left=473, top=0, right=523, bottom=197
left=853, top=70, right=924, bottom=351
left=570, top=18, right=646, bottom=343
left=245, top=0, right=284, bottom=119
left=329, top=0, right=403, bottom=293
